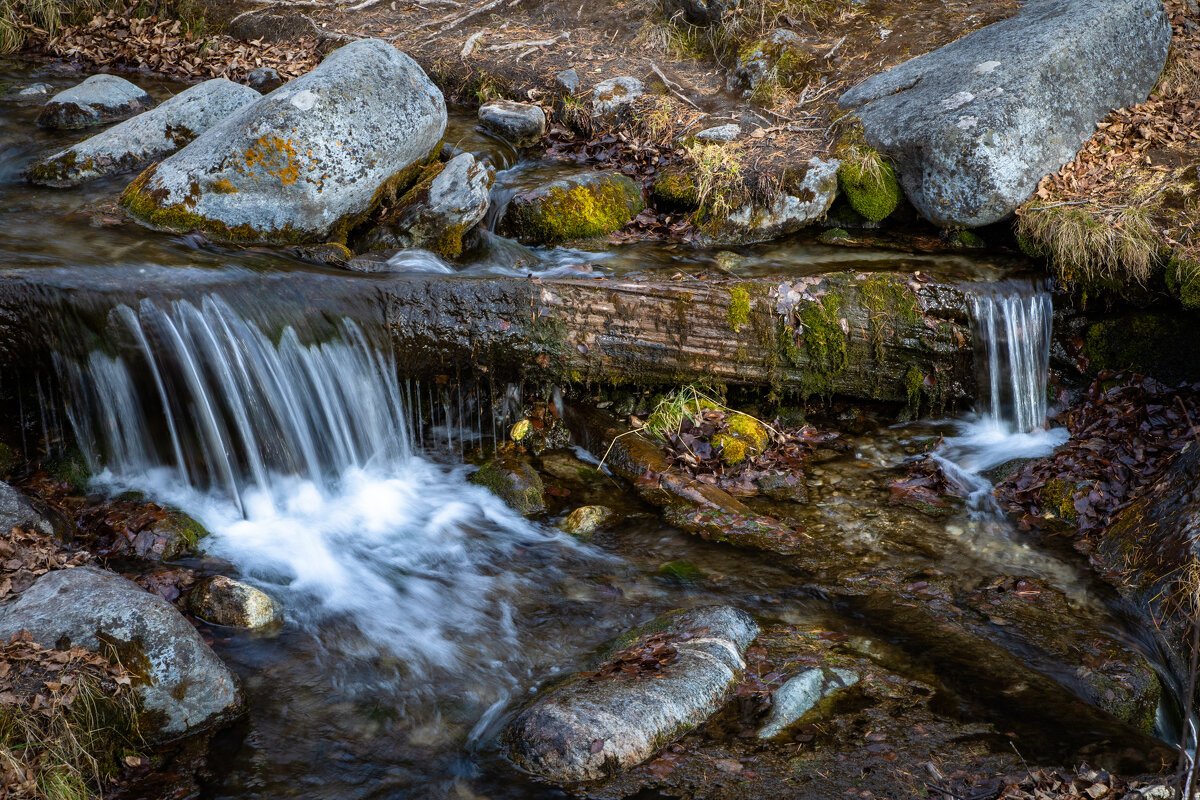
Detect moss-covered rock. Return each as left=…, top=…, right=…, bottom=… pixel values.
left=499, top=171, right=644, bottom=244
left=837, top=157, right=901, bottom=222
left=471, top=457, right=546, bottom=515
left=656, top=560, right=705, bottom=584
left=1082, top=311, right=1200, bottom=385
left=188, top=575, right=281, bottom=629
left=559, top=505, right=612, bottom=537
left=650, top=167, right=699, bottom=212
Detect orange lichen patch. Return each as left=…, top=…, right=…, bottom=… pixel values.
left=212, top=178, right=238, bottom=194
left=241, top=135, right=301, bottom=186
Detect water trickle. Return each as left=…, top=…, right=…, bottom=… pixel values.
left=970, top=286, right=1054, bottom=434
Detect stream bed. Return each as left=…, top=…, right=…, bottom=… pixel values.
left=0, top=58, right=1178, bottom=799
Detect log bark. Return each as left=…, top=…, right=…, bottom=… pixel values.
left=385, top=269, right=975, bottom=404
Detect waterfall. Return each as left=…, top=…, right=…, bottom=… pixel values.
left=53, top=294, right=582, bottom=671
left=969, top=285, right=1054, bottom=434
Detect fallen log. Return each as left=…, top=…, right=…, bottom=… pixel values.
left=386, top=270, right=975, bottom=404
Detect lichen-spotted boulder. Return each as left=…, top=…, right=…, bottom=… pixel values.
left=838, top=0, right=1171, bottom=228
left=29, top=79, right=260, bottom=188
left=120, top=39, right=447, bottom=244
left=504, top=606, right=757, bottom=781
left=0, top=567, right=242, bottom=741
left=36, top=74, right=154, bottom=129
left=499, top=171, right=643, bottom=244
left=716, top=157, right=839, bottom=243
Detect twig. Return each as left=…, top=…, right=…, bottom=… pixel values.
left=413, top=0, right=508, bottom=37
left=485, top=31, right=568, bottom=50
left=650, top=62, right=701, bottom=110
left=823, top=34, right=847, bottom=59
left=1026, top=200, right=1092, bottom=210
left=460, top=28, right=486, bottom=56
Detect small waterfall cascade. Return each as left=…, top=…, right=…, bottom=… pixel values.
left=969, top=285, right=1055, bottom=434
left=59, top=295, right=412, bottom=513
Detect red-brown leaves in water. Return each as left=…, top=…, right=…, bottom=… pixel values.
left=996, top=371, right=1200, bottom=535
left=580, top=629, right=711, bottom=682
left=888, top=452, right=959, bottom=512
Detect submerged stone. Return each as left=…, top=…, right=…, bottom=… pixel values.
left=120, top=39, right=447, bottom=244
left=560, top=505, right=612, bottom=537
left=499, top=171, right=644, bottom=244
left=504, top=606, right=758, bottom=781
left=36, top=74, right=154, bottom=129
left=471, top=456, right=546, bottom=515
left=29, top=78, right=260, bottom=188
left=189, top=575, right=281, bottom=629
left=0, top=567, right=242, bottom=741
left=478, top=99, right=546, bottom=147
left=757, top=667, right=859, bottom=739
left=838, top=0, right=1171, bottom=227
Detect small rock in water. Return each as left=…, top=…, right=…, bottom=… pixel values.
left=478, top=99, right=546, bottom=147
left=471, top=457, right=546, bottom=515
left=1, top=83, right=54, bottom=102
left=555, top=68, right=580, bottom=94
left=591, top=76, right=643, bottom=117
left=125, top=509, right=209, bottom=562
left=36, top=74, right=154, bottom=129
left=499, top=171, right=644, bottom=244
left=28, top=78, right=260, bottom=187
left=189, top=575, right=282, bottom=629
left=559, top=505, right=612, bottom=537
left=245, top=67, right=283, bottom=93
left=0, top=567, right=242, bottom=741
left=693, top=123, right=741, bottom=143
left=505, top=606, right=758, bottom=781
left=656, top=560, right=705, bottom=584
left=757, top=667, right=859, bottom=739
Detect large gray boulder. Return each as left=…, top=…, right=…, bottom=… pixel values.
left=505, top=606, right=757, bottom=781
left=360, top=152, right=492, bottom=256
left=717, top=157, right=839, bottom=243
left=29, top=79, right=260, bottom=188
left=36, top=74, right=154, bottom=130
left=838, top=0, right=1171, bottom=228
left=120, top=39, right=447, bottom=244
left=0, top=567, right=242, bottom=741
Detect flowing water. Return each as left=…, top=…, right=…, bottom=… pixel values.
left=0, top=59, right=1175, bottom=798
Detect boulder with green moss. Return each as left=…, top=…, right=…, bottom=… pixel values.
left=836, top=157, right=901, bottom=222
left=716, top=157, right=839, bottom=243
left=471, top=456, right=546, bottom=515
left=120, top=39, right=447, bottom=244
left=730, top=30, right=811, bottom=97
left=28, top=79, right=260, bottom=188
left=499, top=171, right=644, bottom=244
left=358, top=153, right=492, bottom=257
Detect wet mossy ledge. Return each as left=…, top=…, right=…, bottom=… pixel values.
left=382, top=270, right=974, bottom=405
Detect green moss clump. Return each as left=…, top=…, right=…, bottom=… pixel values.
left=905, top=366, right=924, bottom=416
left=818, top=227, right=852, bottom=244
left=650, top=168, right=699, bottom=211
left=1165, top=257, right=1200, bottom=309
left=712, top=432, right=748, bottom=465
left=837, top=158, right=901, bottom=222
left=504, top=174, right=645, bottom=244
left=727, top=286, right=751, bottom=332
left=949, top=229, right=985, bottom=248
left=1040, top=478, right=1078, bottom=523
left=46, top=450, right=90, bottom=494
left=470, top=458, right=546, bottom=515
left=656, top=560, right=704, bottom=584
left=798, top=292, right=848, bottom=397
left=726, top=411, right=768, bottom=454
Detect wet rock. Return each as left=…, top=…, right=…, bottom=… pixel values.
left=0, top=482, right=71, bottom=540
left=499, top=171, right=644, bottom=244
left=592, top=76, right=644, bottom=118
left=538, top=452, right=599, bottom=483
left=656, top=560, right=704, bottom=584
left=757, top=667, right=858, bottom=739
left=980, top=457, right=1033, bottom=485
left=359, top=152, right=492, bottom=257
left=0, top=83, right=54, bottom=104
left=121, top=39, right=447, bottom=245
left=188, top=575, right=281, bottom=629
left=717, top=157, right=839, bottom=243
left=559, top=505, right=612, bottom=537
left=0, top=567, right=242, bottom=741
left=730, top=30, right=808, bottom=95
left=838, top=0, right=1171, bottom=227
left=753, top=472, right=808, bottom=504
left=246, top=67, right=283, bottom=92
left=29, top=78, right=260, bottom=188
left=36, top=74, right=154, bottom=130
left=555, top=68, right=580, bottom=95
left=126, top=509, right=209, bottom=562
left=471, top=457, right=546, bottom=515
left=478, top=100, right=546, bottom=147
left=661, top=0, right=738, bottom=25
left=504, top=606, right=758, bottom=781
left=693, top=123, right=740, bottom=143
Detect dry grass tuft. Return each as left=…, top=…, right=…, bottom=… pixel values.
left=683, top=140, right=744, bottom=225
left=1016, top=202, right=1161, bottom=286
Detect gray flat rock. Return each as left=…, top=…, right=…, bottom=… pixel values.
left=719, top=157, right=840, bottom=243
left=29, top=78, right=260, bottom=187
left=838, top=0, right=1171, bottom=227
left=479, top=100, right=546, bottom=147
left=36, top=74, right=154, bottom=129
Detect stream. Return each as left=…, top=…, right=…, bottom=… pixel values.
left=0, top=59, right=1177, bottom=799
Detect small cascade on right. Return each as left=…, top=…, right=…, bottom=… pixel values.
left=934, top=281, right=1069, bottom=510
left=971, top=286, right=1054, bottom=434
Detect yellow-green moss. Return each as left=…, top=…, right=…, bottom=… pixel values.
left=713, top=432, right=748, bottom=465
left=727, top=286, right=751, bottom=332
left=1041, top=478, right=1078, bottom=523
left=650, top=168, right=699, bottom=211
left=837, top=158, right=900, bottom=222
left=726, top=411, right=768, bottom=454
left=905, top=366, right=924, bottom=416
left=797, top=292, right=848, bottom=397
left=505, top=175, right=644, bottom=244
left=1166, top=256, right=1200, bottom=310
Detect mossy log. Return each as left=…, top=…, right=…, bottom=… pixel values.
left=386, top=270, right=974, bottom=403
